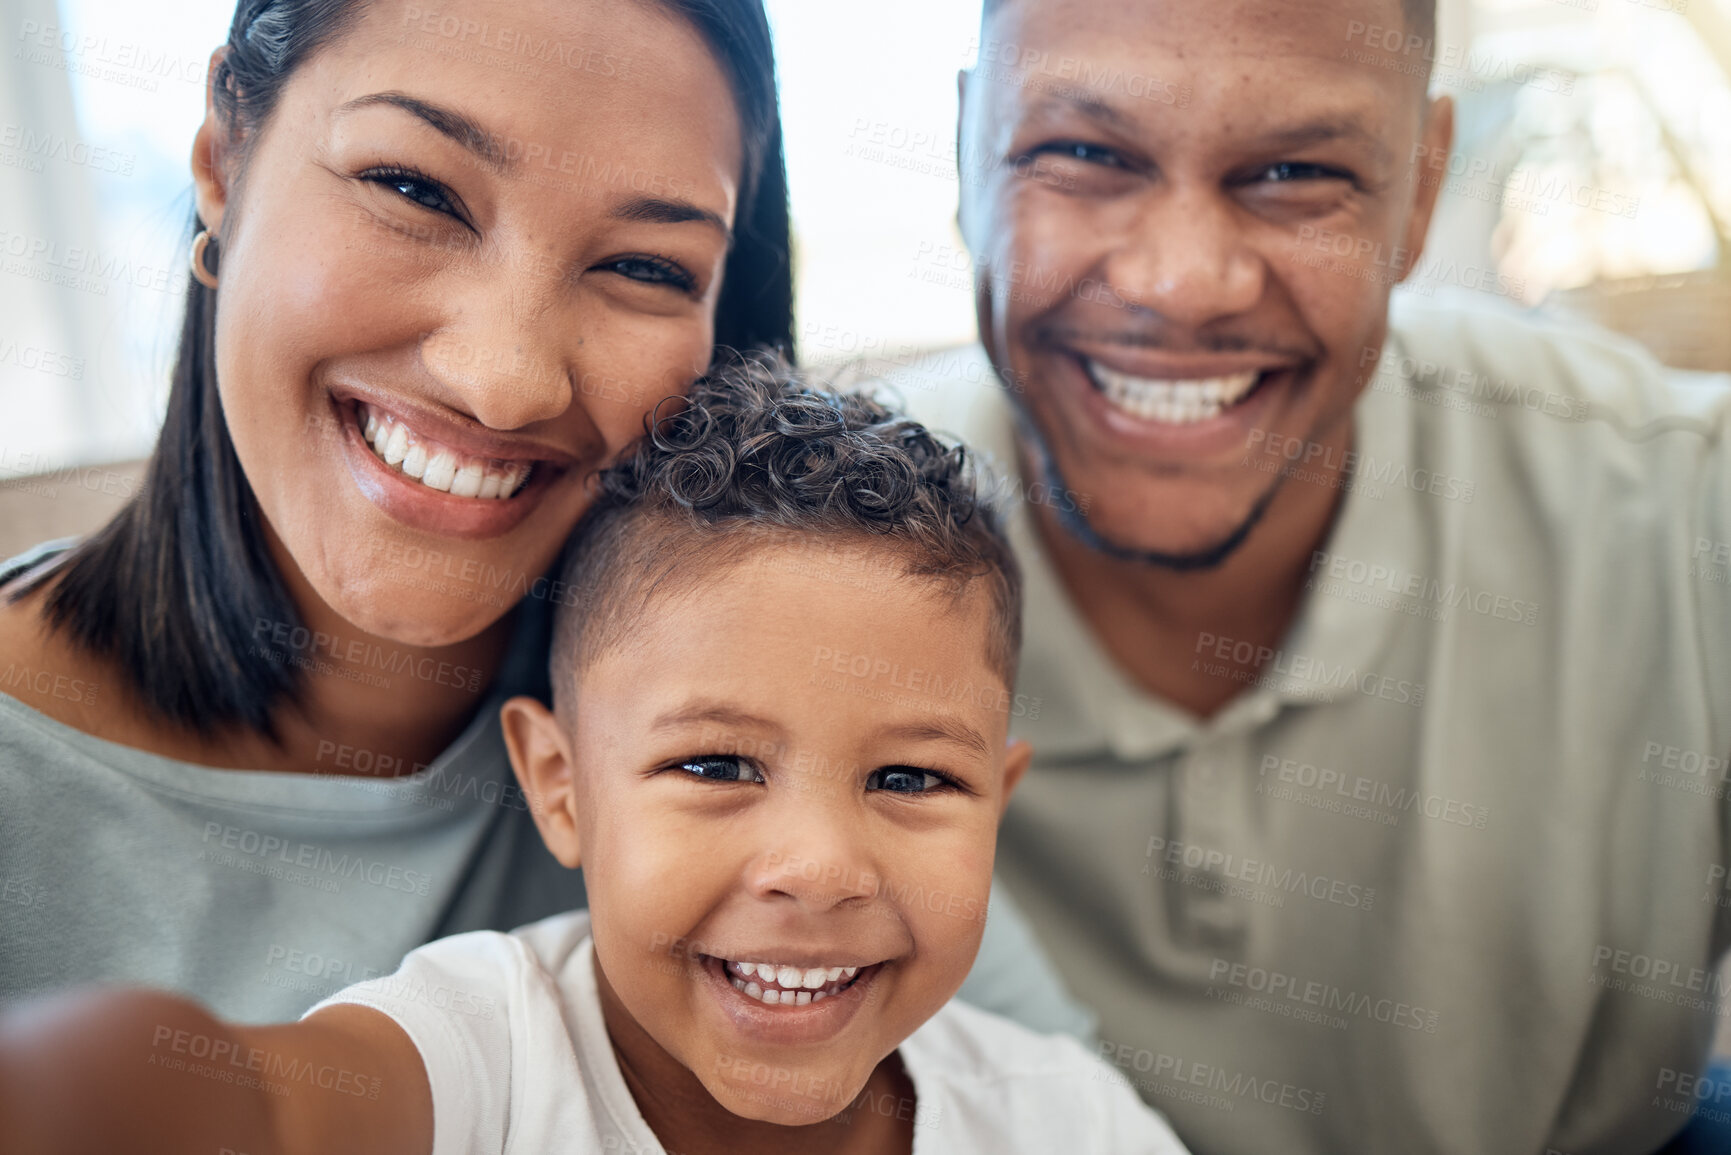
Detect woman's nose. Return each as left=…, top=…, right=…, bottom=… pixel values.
left=419, top=262, right=579, bottom=430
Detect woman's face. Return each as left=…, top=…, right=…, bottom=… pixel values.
left=193, top=0, right=744, bottom=646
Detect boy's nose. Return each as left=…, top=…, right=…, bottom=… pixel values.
left=746, top=839, right=881, bottom=911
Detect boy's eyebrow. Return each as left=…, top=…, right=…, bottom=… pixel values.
left=651, top=703, right=781, bottom=736
left=648, top=704, right=991, bottom=760
left=881, top=718, right=991, bottom=760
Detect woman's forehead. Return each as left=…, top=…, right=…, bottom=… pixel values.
left=296, top=0, right=746, bottom=209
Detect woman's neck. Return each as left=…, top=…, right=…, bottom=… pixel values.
left=0, top=563, right=518, bottom=776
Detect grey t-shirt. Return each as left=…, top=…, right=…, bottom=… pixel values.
left=0, top=543, right=1089, bottom=1035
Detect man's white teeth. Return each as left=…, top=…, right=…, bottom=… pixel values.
left=1087, top=362, right=1262, bottom=424
left=725, top=959, right=862, bottom=1005
left=359, top=403, right=529, bottom=499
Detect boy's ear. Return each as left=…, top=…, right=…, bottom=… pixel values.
left=500, top=695, right=582, bottom=869
left=999, top=739, right=1033, bottom=814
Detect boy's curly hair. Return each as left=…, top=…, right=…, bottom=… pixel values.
left=550, top=350, right=1022, bottom=705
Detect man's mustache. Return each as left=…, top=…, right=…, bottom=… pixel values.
left=1034, top=322, right=1317, bottom=363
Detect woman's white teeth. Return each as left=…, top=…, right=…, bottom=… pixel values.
left=725, top=959, right=863, bottom=1005
left=358, top=404, right=529, bottom=499
left=1087, top=361, right=1262, bottom=424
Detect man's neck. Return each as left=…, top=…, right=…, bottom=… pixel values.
left=1026, top=431, right=1352, bottom=721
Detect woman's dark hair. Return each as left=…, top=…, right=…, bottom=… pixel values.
left=549, top=350, right=1022, bottom=711
left=15, top=0, right=793, bottom=740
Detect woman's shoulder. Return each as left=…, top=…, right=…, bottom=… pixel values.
left=0, top=544, right=113, bottom=737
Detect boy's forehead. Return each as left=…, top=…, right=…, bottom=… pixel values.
left=575, top=536, right=1003, bottom=692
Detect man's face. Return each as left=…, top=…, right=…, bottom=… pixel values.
left=959, top=0, right=1451, bottom=563
left=528, top=541, right=1025, bottom=1125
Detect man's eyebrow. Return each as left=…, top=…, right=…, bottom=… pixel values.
left=612, top=195, right=733, bottom=243
left=1028, top=91, right=1137, bottom=133
left=882, top=718, right=992, bottom=761
left=336, top=91, right=510, bottom=170
left=1249, top=119, right=1393, bottom=165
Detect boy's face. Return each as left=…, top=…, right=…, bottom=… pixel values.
left=502, top=538, right=1030, bottom=1125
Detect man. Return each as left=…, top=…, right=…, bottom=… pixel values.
left=868, top=0, right=1731, bottom=1151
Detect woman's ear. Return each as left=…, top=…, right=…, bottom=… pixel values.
left=500, top=695, right=583, bottom=868
left=191, top=49, right=232, bottom=233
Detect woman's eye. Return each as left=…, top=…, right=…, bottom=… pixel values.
left=867, top=767, right=950, bottom=795
left=362, top=168, right=462, bottom=218
left=605, top=254, right=698, bottom=293
left=677, top=756, right=763, bottom=783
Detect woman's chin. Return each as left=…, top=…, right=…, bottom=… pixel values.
left=323, top=579, right=516, bottom=651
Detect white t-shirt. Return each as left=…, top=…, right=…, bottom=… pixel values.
left=312, top=910, right=1189, bottom=1154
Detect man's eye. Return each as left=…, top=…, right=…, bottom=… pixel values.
left=605, top=254, right=697, bottom=292
left=1032, top=141, right=1124, bottom=168
left=677, top=756, right=764, bottom=783
left=362, top=167, right=462, bottom=217
left=1259, top=162, right=1350, bottom=184
left=867, top=767, right=950, bottom=795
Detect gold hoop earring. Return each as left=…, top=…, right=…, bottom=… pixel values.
left=190, top=229, right=220, bottom=289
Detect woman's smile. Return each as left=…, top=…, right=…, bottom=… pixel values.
left=333, top=390, right=577, bottom=540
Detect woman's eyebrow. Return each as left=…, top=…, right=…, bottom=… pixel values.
left=335, top=90, right=510, bottom=171
left=612, top=195, right=734, bottom=244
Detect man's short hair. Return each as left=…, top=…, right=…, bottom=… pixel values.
left=548, top=352, right=1023, bottom=713
left=981, top=0, right=1436, bottom=44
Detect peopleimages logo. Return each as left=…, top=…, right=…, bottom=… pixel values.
left=1257, top=755, right=1490, bottom=830
left=1207, top=959, right=1441, bottom=1033
left=1144, top=835, right=1376, bottom=911
left=200, top=823, right=432, bottom=896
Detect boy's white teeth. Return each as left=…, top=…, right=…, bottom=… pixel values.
left=725, top=959, right=864, bottom=1004
left=1086, top=361, right=1262, bottom=424
left=358, top=403, right=530, bottom=499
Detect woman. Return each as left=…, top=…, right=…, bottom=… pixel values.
left=0, top=0, right=1089, bottom=1040
left=0, top=0, right=790, bottom=1020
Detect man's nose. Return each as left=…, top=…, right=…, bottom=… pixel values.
left=1102, top=186, right=1266, bottom=329
left=419, top=263, right=578, bottom=430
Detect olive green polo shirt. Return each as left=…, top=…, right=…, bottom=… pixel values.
left=873, top=291, right=1731, bottom=1155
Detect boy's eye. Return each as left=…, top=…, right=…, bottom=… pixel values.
left=677, top=755, right=764, bottom=784
left=867, top=767, right=950, bottom=795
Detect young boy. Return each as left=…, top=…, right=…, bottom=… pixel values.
left=0, top=357, right=1187, bottom=1154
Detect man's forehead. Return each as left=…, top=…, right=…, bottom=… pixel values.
left=982, top=0, right=1411, bottom=62
left=972, top=0, right=1424, bottom=143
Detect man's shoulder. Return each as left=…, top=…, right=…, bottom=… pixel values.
left=1386, top=290, right=1731, bottom=423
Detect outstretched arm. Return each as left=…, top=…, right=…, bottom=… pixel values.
left=0, top=988, right=431, bottom=1155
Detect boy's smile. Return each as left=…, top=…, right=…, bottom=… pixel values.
left=503, top=535, right=1030, bottom=1144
